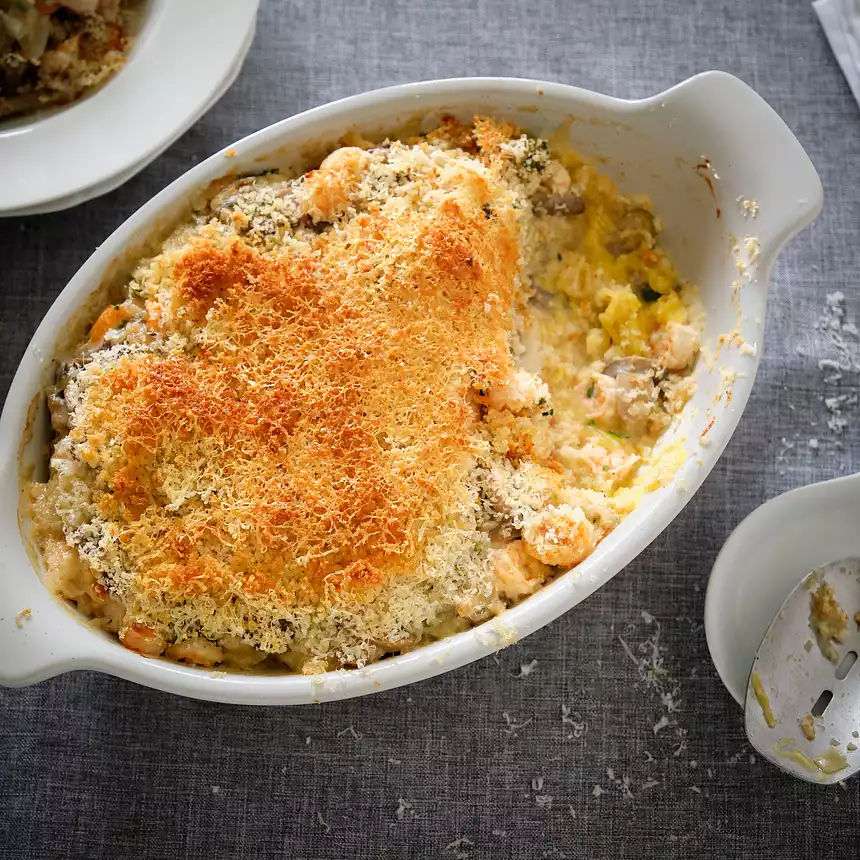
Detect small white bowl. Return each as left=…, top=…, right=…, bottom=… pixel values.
left=0, top=0, right=259, bottom=216
left=0, top=74, right=822, bottom=705
left=706, top=473, right=860, bottom=705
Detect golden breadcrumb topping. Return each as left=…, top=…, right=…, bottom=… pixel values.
left=28, top=117, right=704, bottom=671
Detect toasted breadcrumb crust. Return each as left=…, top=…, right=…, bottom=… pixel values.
left=28, top=117, right=703, bottom=672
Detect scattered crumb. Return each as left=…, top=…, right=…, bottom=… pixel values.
left=568, top=805, right=576, bottom=819
left=736, top=196, right=759, bottom=218
left=591, top=785, right=604, bottom=798
left=395, top=798, right=415, bottom=821
left=744, top=236, right=761, bottom=263
left=535, top=793, right=554, bottom=809
left=305, top=736, right=312, bottom=746
left=560, top=704, right=587, bottom=739
left=689, top=786, right=701, bottom=794
left=641, top=779, right=661, bottom=790
left=810, top=581, right=848, bottom=662
left=317, top=811, right=331, bottom=834
left=492, top=829, right=508, bottom=837
left=14, top=608, right=32, bottom=628
left=337, top=725, right=364, bottom=740
left=518, top=659, right=539, bottom=678
left=725, top=750, right=746, bottom=766
left=824, top=394, right=858, bottom=435
left=388, top=758, right=402, bottom=765
left=808, top=438, right=819, bottom=450
left=619, top=611, right=688, bottom=763
left=801, top=715, right=816, bottom=741
left=446, top=837, right=474, bottom=859
left=653, top=715, right=670, bottom=735
left=502, top=712, right=533, bottom=736
left=224, top=147, right=237, bottom=158
left=211, top=785, right=220, bottom=794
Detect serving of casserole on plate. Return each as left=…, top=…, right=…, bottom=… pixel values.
left=0, top=0, right=259, bottom=216
left=0, top=0, right=138, bottom=120
left=0, top=76, right=821, bottom=703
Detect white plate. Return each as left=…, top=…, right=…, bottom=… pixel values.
left=705, top=473, right=860, bottom=705
left=0, top=75, right=822, bottom=705
left=0, top=0, right=259, bottom=215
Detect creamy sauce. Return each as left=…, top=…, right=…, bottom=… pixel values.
left=813, top=747, right=849, bottom=775
left=751, top=671, right=776, bottom=728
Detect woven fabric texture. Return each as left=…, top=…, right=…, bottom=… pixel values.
left=1, top=0, right=859, bottom=856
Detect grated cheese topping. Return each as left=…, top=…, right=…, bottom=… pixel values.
left=29, top=117, right=703, bottom=672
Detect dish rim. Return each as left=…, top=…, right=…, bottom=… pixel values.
left=0, top=73, right=823, bottom=704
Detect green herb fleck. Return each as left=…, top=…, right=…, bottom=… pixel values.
left=557, top=253, right=563, bottom=262
left=586, top=419, right=628, bottom=441
left=521, top=139, right=549, bottom=173
left=586, top=382, right=595, bottom=398
left=537, top=397, right=547, bottom=406
left=602, top=465, right=609, bottom=472
left=482, top=203, right=493, bottom=219
left=542, top=409, right=554, bottom=417
left=640, top=285, right=662, bottom=303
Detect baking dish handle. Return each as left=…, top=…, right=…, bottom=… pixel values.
left=655, top=70, right=823, bottom=260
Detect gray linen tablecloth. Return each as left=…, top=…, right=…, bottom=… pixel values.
left=2, top=0, right=859, bottom=856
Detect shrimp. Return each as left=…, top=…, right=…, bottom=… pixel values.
left=303, top=146, right=370, bottom=223
left=486, top=368, right=551, bottom=413
left=521, top=504, right=596, bottom=567
left=560, top=441, right=640, bottom=486
left=165, top=637, right=224, bottom=667
left=88, top=303, right=132, bottom=345
left=586, top=360, right=669, bottom=438
left=120, top=623, right=166, bottom=657
left=490, top=540, right=550, bottom=600
left=220, top=636, right=268, bottom=670
left=652, top=321, right=700, bottom=371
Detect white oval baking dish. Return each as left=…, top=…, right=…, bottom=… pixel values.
left=0, top=74, right=821, bottom=705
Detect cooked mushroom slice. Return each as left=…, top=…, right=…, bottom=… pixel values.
left=602, top=355, right=662, bottom=379
left=209, top=177, right=257, bottom=218
left=532, top=191, right=585, bottom=216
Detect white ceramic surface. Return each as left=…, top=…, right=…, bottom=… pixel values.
left=0, top=0, right=259, bottom=215
left=706, top=473, right=860, bottom=706
left=0, top=74, right=822, bottom=705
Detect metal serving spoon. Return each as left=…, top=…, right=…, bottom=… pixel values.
left=745, top=558, right=860, bottom=784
